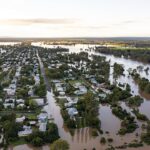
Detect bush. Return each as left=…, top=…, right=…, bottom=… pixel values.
left=141, top=133, right=150, bottom=145
left=31, top=137, right=43, bottom=147
left=91, top=129, right=98, bottom=137
left=127, top=96, right=143, bottom=107
left=50, top=139, right=69, bottom=150
left=107, top=138, right=113, bottom=143
left=128, top=142, right=143, bottom=148
left=100, top=137, right=106, bottom=144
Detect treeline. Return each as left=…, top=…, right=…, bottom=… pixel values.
left=95, top=47, right=150, bottom=63
left=131, top=71, right=150, bottom=94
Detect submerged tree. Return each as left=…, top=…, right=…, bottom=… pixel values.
left=50, top=139, right=69, bottom=150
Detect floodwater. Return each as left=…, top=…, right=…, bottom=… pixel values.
left=11, top=43, right=150, bottom=150
left=0, top=42, right=21, bottom=45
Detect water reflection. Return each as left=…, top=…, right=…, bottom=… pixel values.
left=99, top=104, right=120, bottom=134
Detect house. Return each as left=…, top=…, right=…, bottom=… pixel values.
left=3, top=103, right=15, bottom=109
left=48, top=66, right=52, bottom=69
left=5, top=98, right=15, bottom=103
left=15, top=71, right=20, bottom=77
left=65, top=101, right=74, bottom=107
left=16, top=99, right=25, bottom=104
left=3, top=98, right=15, bottom=109
left=33, top=98, right=44, bottom=106
left=9, top=84, right=16, bottom=89
left=18, top=126, right=32, bottom=137
left=4, top=88, right=16, bottom=96
left=11, top=78, right=17, bottom=84
left=98, top=93, right=107, bottom=99
left=98, top=93, right=107, bottom=102
left=56, top=86, right=64, bottom=92
left=16, top=116, right=26, bottom=123
left=28, top=89, right=34, bottom=96
left=73, top=82, right=81, bottom=89
left=39, top=122, right=47, bottom=132
left=67, top=107, right=78, bottom=117
left=52, top=80, right=61, bottom=83
left=90, top=78, right=98, bottom=85
left=55, top=83, right=65, bottom=94
left=73, top=83, right=87, bottom=95
left=3, top=67, right=9, bottom=72
left=59, top=91, right=65, bottom=96
left=38, top=112, right=48, bottom=122
left=38, top=112, right=48, bottom=132
left=79, top=85, right=87, bottom=93
left=29, top=121, right=36, bottom=126
left=0, top=48, right=6, bottom=54
left=74, top=87, right=87, bottom=95
left=34, top=74, right=40, bottom=85
left=17, top=103, right=25, bottom=108
left=65, top=97, right=78, bottom=107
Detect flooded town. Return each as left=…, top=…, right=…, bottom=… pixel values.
left=1, top=0, right=150, bottom=149
left=0, top=40, right=150, bottom=150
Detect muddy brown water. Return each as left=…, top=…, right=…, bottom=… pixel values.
left=10, top=43, right=150, bottom=150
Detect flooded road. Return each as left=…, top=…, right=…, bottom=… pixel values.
left=11, top=43, right=150, bottom=150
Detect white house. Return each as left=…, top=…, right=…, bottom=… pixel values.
left=16, top=116, right=26, bottom=123
left=16, top=99, right=25, bottom=104
left=39, top=122, right=47, bottom=132
left=67, top=107, right=78, bottom=117
left=3, top=103, right=15, bottom=109
left=18, top=126, right=32, bottom=137
left=33, top=98, right=44, bottom=106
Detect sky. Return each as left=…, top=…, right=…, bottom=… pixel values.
left=0, top=0, right=150, bottom=37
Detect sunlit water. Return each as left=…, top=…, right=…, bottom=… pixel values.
left=0, top=42, right=21, bottom=45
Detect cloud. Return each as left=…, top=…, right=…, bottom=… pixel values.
left=111, top=20, right=139, bottom=27
left=122, top=20, right=138, bottom=24
left=63, top=25, right=109, bottom=30
left=0, top=18, right=77, bottom=25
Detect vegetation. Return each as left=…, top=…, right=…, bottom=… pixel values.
left=77, top=92, right=100, bottom=129
left=128, top=142, right=143, bottom=148
left=127, top=96, right=144, bottom=107
left=100, top=137, right=106, bottom=144
left=113, top=63, right=124, bottom=77
left=95, top=47, right=150, bottom=63
left=0, top=113, right=22, bottom=147
left=25, top=122, right=59, bottom=146
left=106, top=86, right=131, bottom=104
left=112, top=106, right=137, bottom=135
left=50, top=139, right=69, bottom=150
left=1, top=42, right=150, bottom=149
left=131, top=71, right=150, bottom=94
left=34, top=83, right=46, bottom=97
left=141, top=121, right=150, bottom=145
left=132, top=109, right=148, bottom=121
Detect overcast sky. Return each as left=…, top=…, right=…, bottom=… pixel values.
left=0, top=0, right=150, bottom=37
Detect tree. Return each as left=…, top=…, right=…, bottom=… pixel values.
left=25, top=123, right=59, bottom=146
left=34, top=84, right=46, bottom=97
left=29, top=99, right=38, bottom=109
left=100, top=137, right=106, bottom=144
left=31, top=137, right=43, bottom=146
left=50, top=139, right=69, bottom=150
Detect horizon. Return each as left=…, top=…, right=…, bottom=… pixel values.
left=0, top=0, right=150, bottom=37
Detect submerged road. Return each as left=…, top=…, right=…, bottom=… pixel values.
left=36, top=50, right=51, bottom=91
